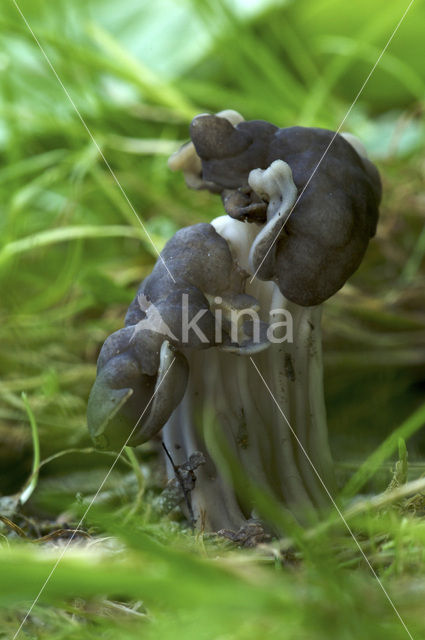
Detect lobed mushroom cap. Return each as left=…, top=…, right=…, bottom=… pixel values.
left=269, top=126, right=381, bottom=305
left=87, top=219, right=273, bottom=451
left=190, top=115, right=278, bottom=190
left=139, top=222, right=269, bottom=350
left=87, top=332, right=189, bottom=451
left=179, top=114, right=381, bottom=306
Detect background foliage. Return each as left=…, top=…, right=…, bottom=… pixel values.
left=0, top=0, right=424, bottom=638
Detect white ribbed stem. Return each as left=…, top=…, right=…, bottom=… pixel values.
left=162, top=216, right=335, bottom=531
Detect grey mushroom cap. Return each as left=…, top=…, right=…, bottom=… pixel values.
left=136, top=222, right=270, bottom=352
left=182, top=114, right=381, bottom=307
left=87, top=331, right=189, bottom=451
left=87, top=221, right=272, bottom=451
left=190, top=116, right=278, bottom=191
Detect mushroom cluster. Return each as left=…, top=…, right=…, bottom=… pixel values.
left=87, top=110, right=381, bottom=533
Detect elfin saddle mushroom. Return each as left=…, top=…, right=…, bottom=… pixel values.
left=88, top=110, right=381, bottom=532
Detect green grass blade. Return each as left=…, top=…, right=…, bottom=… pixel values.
left=341, top=402, right=425, bottom=500
left=19, top=392, right=40, bottom=505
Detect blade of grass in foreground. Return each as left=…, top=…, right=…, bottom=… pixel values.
left=341, top=401, right=425, bottom=500
left=19, top=393, right=40, bottom=506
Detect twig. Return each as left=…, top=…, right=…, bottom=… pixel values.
left=161, top=442, right=196, bottom=528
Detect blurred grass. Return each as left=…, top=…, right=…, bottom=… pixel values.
left=0, top=0, right=425, bottom=638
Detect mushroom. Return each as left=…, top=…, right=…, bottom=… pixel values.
left=88, top=111, right=381, bottom=533
left=87, top=222, right=269, bottom=452
left=186, top=113, right=381, bottom=306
